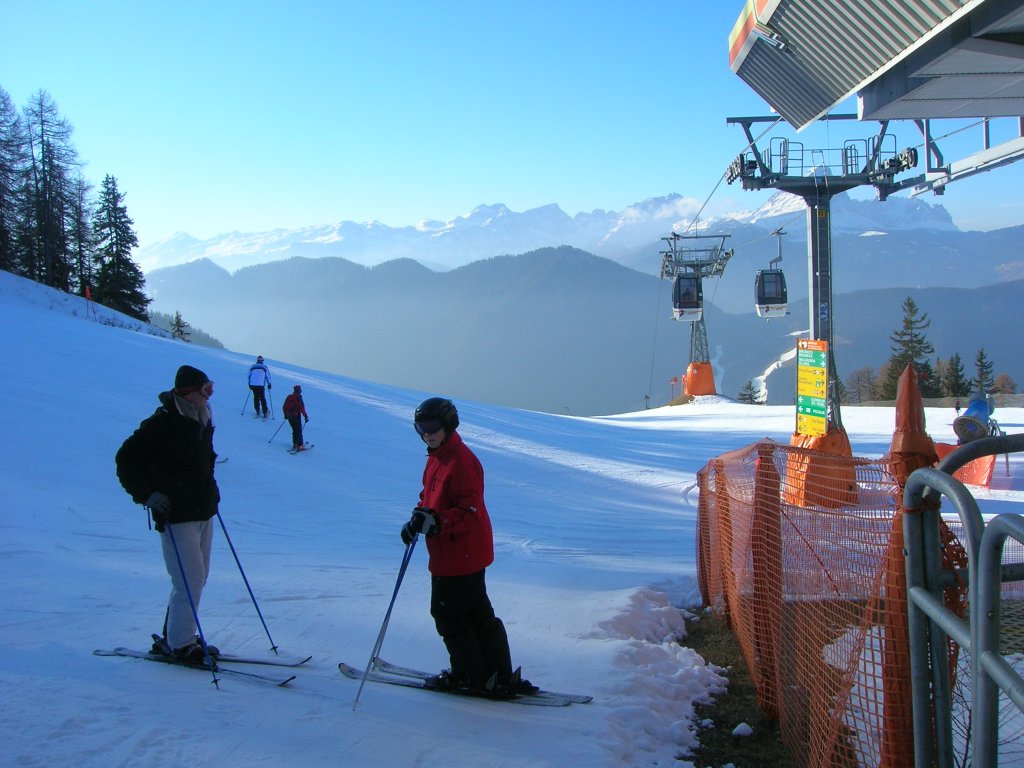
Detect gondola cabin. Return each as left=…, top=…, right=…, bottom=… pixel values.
left=754, top=268, right=788, bottom=318
left=672, top=273, right=703, bottom=321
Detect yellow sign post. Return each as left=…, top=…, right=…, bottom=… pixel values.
left=796, top=339, right=828, bottom=436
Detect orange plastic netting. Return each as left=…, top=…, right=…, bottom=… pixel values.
left=698, top=440, right=946, bottom=768
left=694, top=367, right=1022, bottom=766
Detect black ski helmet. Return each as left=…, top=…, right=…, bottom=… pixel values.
left=414, top=397, right=459, bottom=433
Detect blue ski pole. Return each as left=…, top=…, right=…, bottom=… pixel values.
left=353, top=536, right=418, bottom=711
left=216, top=511, right=278, bottom=653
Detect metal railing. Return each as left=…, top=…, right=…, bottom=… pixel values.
left=903, top=433, right=1024, bottom=767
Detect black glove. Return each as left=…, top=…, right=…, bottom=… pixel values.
left=267, top=383, right=272, bottom=390
left=304, top=416, right=309, bottom=423
left=400, top=507, right=437, bottom=545
left=145, top=491, right=171, bottom=532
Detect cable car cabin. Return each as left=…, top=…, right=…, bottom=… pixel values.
left=672, top=274, right=703, bottom=321
left=754, top=268, right=788, bottom=318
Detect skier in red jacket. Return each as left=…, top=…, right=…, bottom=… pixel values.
left=400, top=397, right=534, bottom=695
left=281, top=385, right=309, bottom=451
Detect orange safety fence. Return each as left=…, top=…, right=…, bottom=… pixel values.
left=934, top=442, right=998, bottom=487
left=696, top=440, right=962, bottom=768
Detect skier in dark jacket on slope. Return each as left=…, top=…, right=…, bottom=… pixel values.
left=282, top=385, right=309, bottom=451
left=115, top=365, right=221, bottom=663
left=400, top=396, right=534, bottom=695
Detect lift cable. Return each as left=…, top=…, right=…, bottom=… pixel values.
left=645, top=274, right=667, bottom=406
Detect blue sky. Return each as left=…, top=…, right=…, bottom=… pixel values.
left=3, top=1, right=1023, bottom=246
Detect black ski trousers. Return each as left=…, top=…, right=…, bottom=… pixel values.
left=250, top=385, right=268, bottom=416
left=287, top=415, right=303, bottom=447
left=430, top=568, right=512, bottom=689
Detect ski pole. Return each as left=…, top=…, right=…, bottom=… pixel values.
left=240, top=390, right=251, bottom=416
left=164, top=520, right=220, bottom=688
left=269, top=419, right=286, bottom=443
left=216, top=511, right=278, bottom=653
left=267, top=386, right=274, bottom=419
left=353, top=536, right=418, bottom=711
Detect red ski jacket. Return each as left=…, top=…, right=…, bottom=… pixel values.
left=418, top=430, right=494, bottom=578
left=282, top=393, right=307, bottom=419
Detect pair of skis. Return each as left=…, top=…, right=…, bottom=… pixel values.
left=93, top=646, right=311, bottom=686
left=95, top=645, right=592, bottom=706
left=339, top=658, right=592, bottom=707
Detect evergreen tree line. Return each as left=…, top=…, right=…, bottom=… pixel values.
left=149, top=310, right=225, bottom=349
left=0, top=85, right=149, bottom=320
left=738, top=297, right=1017, bottom=404
left=844, top=296, right=1016, bottom=403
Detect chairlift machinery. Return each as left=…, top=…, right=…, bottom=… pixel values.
left=725, top=113, right=927, bottom=431
left=659, top=232, right=733, bottom=396
left=755, top=228, right=789, bottom=318
left=660, top=232, right=732, bottom=322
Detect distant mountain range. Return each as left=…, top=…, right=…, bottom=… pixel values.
left=142, top=191, right=1024, bottom=414
left=137, top=196, right=705, bottom=274
left=137, top=190, right=967, bottom=275
left=140, top=189, right=1023, bottom=314
left=146, top=242, right=1024, bottom=415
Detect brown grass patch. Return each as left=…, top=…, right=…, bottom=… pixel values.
left=682, top=608, right=796, bottom=767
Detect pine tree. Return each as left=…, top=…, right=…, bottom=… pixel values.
left=972, top=348, right=995, bottom=393
left=92, top=174, right=149, bottom=320
left=148, top=311, right=226, bottom=349
left=881, top=297, right=938, bottom=398
left=0, top=86, right=27, bottom=274
left=940, top=353, right=971, bottom=398
left=22, top=90, right=78, bottom=291
left=737, top=379, right=761, bottom=404
left=170, top=311, right=191, bottom=341
left=67, top=174, right=94, bottom=296
left=12, top=176, right=38, bottom=277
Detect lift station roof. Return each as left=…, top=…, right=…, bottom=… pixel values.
left=729, top=0, right=1024, bottom=130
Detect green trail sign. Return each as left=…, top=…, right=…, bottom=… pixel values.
left=796, top=339, right=828, bottom=437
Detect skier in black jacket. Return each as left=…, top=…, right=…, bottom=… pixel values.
left=115, top=365, right=221, bottom=663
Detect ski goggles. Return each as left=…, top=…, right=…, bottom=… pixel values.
left=180, top=380, right=215, bottom=398
left=414, top=420, right=444, bottom=436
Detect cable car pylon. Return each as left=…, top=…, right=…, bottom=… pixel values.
left=659, top=231, right=733, bottom=397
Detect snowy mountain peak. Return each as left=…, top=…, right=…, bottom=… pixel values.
left=461, top=203, right=513, bottom=223
left=721, top=190, right=958, bottom=234
left=136, top=191, right=962, bottom=274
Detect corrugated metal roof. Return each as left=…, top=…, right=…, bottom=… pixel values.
left=729, top=0, right=1022, bottom=129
